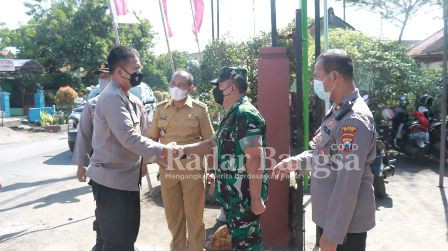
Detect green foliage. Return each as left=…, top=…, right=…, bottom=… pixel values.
left=40, top=110, right=66, bottom=126
left=153, top=90, right=170, bottom=102
left=40, top=111, right=54, bottom=126
left=327, top=28, right=442, bottom=118
left=53, top=110, right=67, bottom=125
left=1, top=0, right=156, bottom=92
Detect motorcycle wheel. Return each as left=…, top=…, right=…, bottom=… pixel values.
left=373, top=176, right=387, bottom=199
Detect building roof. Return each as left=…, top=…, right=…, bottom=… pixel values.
left=13, top=59, right=44, bottom=72
left=399, top=40, right=421, bottom=48
left=408, top=28, right=443, bottom=58
left=308, top=7, right=355, bottom=38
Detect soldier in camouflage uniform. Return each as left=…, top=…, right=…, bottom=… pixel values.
left=181, top=67, right=269, bottom=250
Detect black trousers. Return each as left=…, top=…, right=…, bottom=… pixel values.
left=317, top=226, right=367, bottom=251
left=90, top=180, right=140, bottom=251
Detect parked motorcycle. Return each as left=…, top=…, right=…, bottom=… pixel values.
left=370, top=133, right=395, bottom=198
left=428, top=119, right=448, bottom=159
left=380, top=107, right=430, bottom=159
left=363, top=95, right=395, bottom=198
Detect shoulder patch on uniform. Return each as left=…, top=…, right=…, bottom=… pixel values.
left=157, top=100, right=170, bottom=107
left=192, top=99, right=208, bottom=109
left=341, top=125, right=357, bottom=152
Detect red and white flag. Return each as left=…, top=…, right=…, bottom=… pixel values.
left=162, top=0, right=174, bottom=37
left=192, top=0, right=204, bottom=40
left=110, top=0, right=138, bottom=24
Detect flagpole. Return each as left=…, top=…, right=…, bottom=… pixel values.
left=107, top=0, right=121, bottom=45
left=211, top=0, right=215, bottom=40
left=157, top=0, right=175, bottom=73
left=189, top=0, right=202, bottom=60
left=217, top=0, right=220, bottom=38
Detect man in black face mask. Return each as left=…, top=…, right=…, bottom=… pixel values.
left=181, top=67, right=269, bottom=250
left=86, top=45, right=178, bottom=251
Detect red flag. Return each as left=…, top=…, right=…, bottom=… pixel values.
left=111, top=0, right=137, bottom=23
left=192, top=0, right=204, bottom=34
left=113, top=0, right=128, bottom=16
left=162, top=0, right=174, bottom=37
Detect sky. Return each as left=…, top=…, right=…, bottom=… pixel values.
left=0, top=0, right=444, bottom=55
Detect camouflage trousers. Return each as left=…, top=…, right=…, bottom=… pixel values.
left=223, top=205, right=263, bottom=250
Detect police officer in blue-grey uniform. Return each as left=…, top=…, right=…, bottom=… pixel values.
left=273, top=49, right=376, bottom=251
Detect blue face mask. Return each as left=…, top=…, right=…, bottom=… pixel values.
left=313, top=73, right=335, bottom=100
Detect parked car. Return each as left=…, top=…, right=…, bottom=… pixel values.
left=67, top=82, right=157, bottom=152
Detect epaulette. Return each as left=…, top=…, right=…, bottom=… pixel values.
left=335, top=96, right=358, bottom=121
left=156, top=100, right=170, bottom=107
left=193, top=99, right=208, bottom=109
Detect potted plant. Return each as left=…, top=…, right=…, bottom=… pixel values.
left=40, top=111, right=61, bottom=133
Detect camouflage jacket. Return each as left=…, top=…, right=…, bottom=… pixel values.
left=213, top=96, right=269, bottom=210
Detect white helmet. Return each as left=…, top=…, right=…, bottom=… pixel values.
left=382, top=108, right=395, bottom=120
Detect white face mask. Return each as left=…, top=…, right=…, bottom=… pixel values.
left=313, top=73, right=335, bottom=100
left=169, top=87, right=188, bottom=101
left=99, top=78, right=110, bottom=90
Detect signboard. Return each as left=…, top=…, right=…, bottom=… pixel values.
left=0, top=59, right=15, bottom=72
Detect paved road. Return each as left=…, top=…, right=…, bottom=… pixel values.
left=0, top=133, right=220, bottom=251
left=1, top=132, right=448, bottom=250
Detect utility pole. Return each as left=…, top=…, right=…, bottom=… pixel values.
left=439, top=0, right=448, bottom=188
left=271, top=0, right=278, bottom=47
left=315, top=0, right=321, bottom=58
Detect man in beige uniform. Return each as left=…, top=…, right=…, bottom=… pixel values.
left=149, top=70, right=214, bottom=251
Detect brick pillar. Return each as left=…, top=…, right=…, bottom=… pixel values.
left=258, top=47, right=291, bottom=247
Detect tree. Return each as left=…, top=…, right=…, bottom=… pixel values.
left=338, top=0, right=439, bottom=42
left=327, top=28, right=441, bottom=119
left=1, top=0, right=157, bottom=91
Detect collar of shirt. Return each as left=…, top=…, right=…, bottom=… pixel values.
left=218, top=95, right=249, bottom=129
left=167, top=95, right=193, bottom=109
left=110, top=80, right=129, bottom=97
left=230, top=95, right=248, bottom=111
left=333, top=88, right=360, bottom=111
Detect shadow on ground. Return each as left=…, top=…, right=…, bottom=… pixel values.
left=0, top=216, right=94, bottom=243
left=1, top=176, right=75, bottom=192
left=0, top=185, right=91, bottom=213
left=43, top=150, right=72, bottom=166
left=388, top=151, right=448, bottom=177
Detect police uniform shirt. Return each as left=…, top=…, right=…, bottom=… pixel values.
left=305, top=89, right=377, bottom=244
left=87, top=81, right=165, bottom=192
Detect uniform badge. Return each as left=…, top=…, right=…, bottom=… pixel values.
left=322, top=125, right=331, bottom=135
left=341, top=125, right=357, bottom=152
left=343, top=139, right=353, bottom=152
left=328, top=120, right=334, bottom=127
